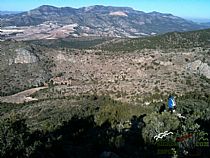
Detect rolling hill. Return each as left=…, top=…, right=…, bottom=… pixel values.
left=97, top=28, right=210, bottom=51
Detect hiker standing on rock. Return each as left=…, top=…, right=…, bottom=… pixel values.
left=168, top=95, right=176, bottom=114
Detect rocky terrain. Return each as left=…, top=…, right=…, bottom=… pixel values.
left=1, top=17, right=210, bottom=157
left=0, top=29, right=210, bottom=103
left=33, top=48, right=210, bottom=102
left=0, top=41, right=53, bottom=96
left=0, top=5, right=209, bottom=40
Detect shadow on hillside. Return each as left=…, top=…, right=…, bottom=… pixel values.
left=30, top=114, right=151, bottom=158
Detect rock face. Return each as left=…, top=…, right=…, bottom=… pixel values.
left=109, top=11, right=128, bottom=16
left=0, top=43, right=52, bottom=96
left=14, top=48, right=37, bottom=64
left=187, top=60, right=210, bottom=79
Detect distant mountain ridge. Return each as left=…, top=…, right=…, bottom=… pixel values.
left=0, top=11, right=23, bottom=15
left=1, top=5, right=209, bottom=37
left=201, top=22, right=210, bottom=27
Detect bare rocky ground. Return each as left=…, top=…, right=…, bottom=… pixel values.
left=1, top=39, right=210, bottom=104
left=21, top=48, right=210, bottom=103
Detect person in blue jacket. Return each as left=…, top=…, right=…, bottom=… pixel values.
left=168, top=95, right=176, bottom=114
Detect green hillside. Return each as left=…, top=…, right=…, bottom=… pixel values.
left=98, top=29, right=210, bottom=51
left=0, top=93, right=210, bottom=157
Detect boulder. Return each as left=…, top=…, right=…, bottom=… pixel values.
left=186, top=60, right=210, bottom=79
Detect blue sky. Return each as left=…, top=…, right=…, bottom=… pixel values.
left=0, top=0, right=210, bottom=19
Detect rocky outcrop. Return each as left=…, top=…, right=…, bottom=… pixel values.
left=187, top=60, right=210, bottom=79
left=14, top=48, right=37, bottom=64
left=109, top=11, right=128, bottom=16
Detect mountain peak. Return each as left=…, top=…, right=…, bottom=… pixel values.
left=149, top=11, right=163, bottom=15
left=37, top=5, right=58, bottom=9
left=1, top=5, right=207, bottom=37
left=80, top=5, right=134, bottom=13
left=35, top=5, right=59, bottom=12
left=149, top=11, right=174, bottom=17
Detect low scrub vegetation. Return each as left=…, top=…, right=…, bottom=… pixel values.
left=0, top=92, right=210, bottom=157
left=99, top=29, right=210, bottom=51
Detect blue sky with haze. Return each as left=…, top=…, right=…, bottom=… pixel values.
left=0, top=0, right=210, bottom=20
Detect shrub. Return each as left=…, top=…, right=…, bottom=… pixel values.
left=142, top=112, right=180, bottom=144
left=0, top=115, right=31, bottom=158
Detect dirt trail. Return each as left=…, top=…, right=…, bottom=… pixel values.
left=0, top=86, right=47, bottom=104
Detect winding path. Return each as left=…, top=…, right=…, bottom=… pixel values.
left=0, top=86, right=48, bottom=104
